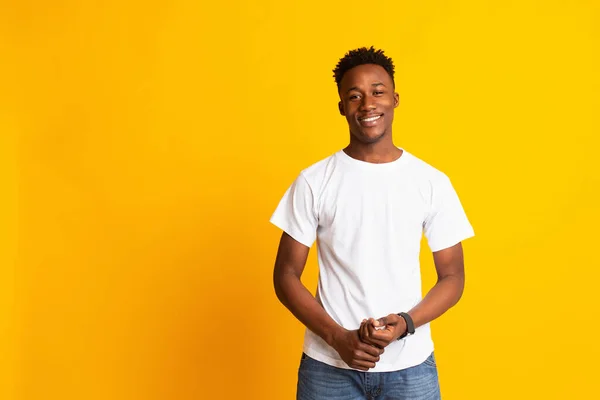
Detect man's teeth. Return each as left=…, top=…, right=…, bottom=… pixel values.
left=362, top=115, right=381, bottom=122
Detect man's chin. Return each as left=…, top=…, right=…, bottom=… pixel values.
left=353, top=130, right=386, bottom=144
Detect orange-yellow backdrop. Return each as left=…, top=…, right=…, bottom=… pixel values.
left=2, top=1, right=599, bottom=399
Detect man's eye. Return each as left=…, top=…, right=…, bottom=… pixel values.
left=374, top=91, right=384, bottom=95
left=349, top=95, right=360, bottom=100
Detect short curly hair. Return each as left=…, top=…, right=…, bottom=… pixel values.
left=333, top=46, right=395, bottom=90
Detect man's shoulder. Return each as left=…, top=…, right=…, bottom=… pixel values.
left=297, top=150, right=341, bottom=184
left=403, top=150, right=450, bottom=183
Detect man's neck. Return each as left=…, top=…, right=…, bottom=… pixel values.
left=344, top=138, right=403, bottom=164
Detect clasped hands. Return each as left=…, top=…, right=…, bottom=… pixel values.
left=332, top=313, right=407, bottom=371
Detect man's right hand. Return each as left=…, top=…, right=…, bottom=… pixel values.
left=331, top=328, right=384, bottom=371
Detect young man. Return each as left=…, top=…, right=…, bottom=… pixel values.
left=270, top=47, right=475, bottom=400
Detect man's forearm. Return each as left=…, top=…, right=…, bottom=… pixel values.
left=274, top=271, right=344, bottom=346
left=406, top=274, right=464, bottom=329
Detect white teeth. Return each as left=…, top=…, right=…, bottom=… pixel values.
left=362, top=115, right=381, bottom=122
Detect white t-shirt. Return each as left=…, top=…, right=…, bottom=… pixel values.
left=270, top=147, right=475, bottom=372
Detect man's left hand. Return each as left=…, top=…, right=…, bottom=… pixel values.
left=359, top=314, right=407, bottom=348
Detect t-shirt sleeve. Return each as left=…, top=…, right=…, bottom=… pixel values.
left=423, top=175, right=475, bottom=252
left=269, top=173, right=318, bottom=248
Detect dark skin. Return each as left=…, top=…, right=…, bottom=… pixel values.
left=358, top=242, right=466, bottom=348
left=273, top=233, right=384, bottom=371
left=338, top=63, right=401, bottom=163
left=273, top=63, right=466, bottom=370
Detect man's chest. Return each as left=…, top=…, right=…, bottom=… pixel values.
left=316, top=177, right=428, bottom=248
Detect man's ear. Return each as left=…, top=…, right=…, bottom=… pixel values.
left=394, top=92, right=400, bottom=108
left=338, top=101, right=345, bottom=116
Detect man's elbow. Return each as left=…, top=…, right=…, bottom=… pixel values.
left=273, top=266, right=294, bottom=304
left=452, top=274, right=465, bottom=305
left=439, top=273, right=465, bottom=305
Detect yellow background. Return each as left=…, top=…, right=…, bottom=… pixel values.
left=2, top=1, right=599, bottom=399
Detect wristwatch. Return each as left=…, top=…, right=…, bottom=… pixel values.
left=397, top=312, right=415, bottom=340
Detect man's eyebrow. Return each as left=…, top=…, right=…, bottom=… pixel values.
left=345, top=82, right=386, bottom=94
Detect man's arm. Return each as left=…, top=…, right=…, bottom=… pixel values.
left=273, top=232, right=383, bottom=370
left=359, top=242, right=466, bottom=347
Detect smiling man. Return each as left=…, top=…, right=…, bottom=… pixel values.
left=270, top=47, right=475, bottom=400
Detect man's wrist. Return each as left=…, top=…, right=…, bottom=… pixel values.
left=396, top=312, right=415, bottom=340
left=325, top=325, right=346, bottom=348
left=395, top=315, right=407, bottom=340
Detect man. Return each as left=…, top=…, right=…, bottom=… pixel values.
left=270, top=46, right=475, bottom=400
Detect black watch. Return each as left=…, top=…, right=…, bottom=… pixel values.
left=397, top=312, right=415, bottom=340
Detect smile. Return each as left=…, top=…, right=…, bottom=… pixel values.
left=359, top=115, right=382, bottom=122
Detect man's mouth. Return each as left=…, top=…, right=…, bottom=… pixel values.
left=358, top=115, right=381, bottom=122
left=358, top=114, right=383, bottom=126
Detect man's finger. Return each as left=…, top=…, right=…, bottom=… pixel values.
left=367, top=322, right=382, bottom=336
left=352, top=359, right=376, bottom=370
left=371, top=328, right=394, bottom=342
left=356, top=346, right=379, bottom=360
left=372, top=327, right=394, bottom=337
left=359, top=342, right=384, bottom=357
left=361, top=324, right=389, bottom=347
left=377, top=314, right=400, bottom=327
left=365, top=336, right=391, bottom=348
left=373, top=338, right=390, bottom=348
left=362, top=337, right=387, bottom=350
left=360, top=322, right=370, bottom=342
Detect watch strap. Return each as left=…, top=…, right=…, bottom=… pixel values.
left=397, top=312, right=415, bottom=340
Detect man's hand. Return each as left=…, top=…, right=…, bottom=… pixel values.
left=359, top=314, right=407, bottom=349
left=331, top=328, right=385, bottom=371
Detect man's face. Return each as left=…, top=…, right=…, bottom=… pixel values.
left=338, top=64, right=399, bottom=144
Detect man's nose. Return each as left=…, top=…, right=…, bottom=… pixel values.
left=360, top=95, right=376, bottom=111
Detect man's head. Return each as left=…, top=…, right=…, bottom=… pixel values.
left=333, top=47, right=399, bottom=144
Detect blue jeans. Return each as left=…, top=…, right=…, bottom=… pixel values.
left=297, top=352, right=441, bottom=400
